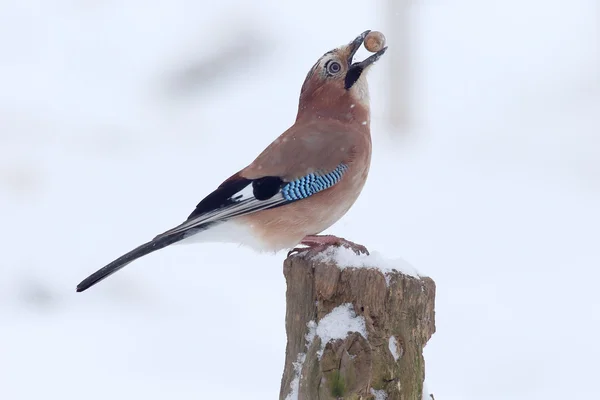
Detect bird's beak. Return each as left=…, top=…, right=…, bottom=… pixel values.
left=346, top=30, right=388, bottom=69
left=346, top=31, right=371, bottom=66
left=344, top=30, right=387, bottom=89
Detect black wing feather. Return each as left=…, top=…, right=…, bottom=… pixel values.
left=187, top=177, right=252, bottom=220
left=187, top=175, right=285, bottom=220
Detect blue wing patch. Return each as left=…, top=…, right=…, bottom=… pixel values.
left=281, top=164, right=349, bottom=201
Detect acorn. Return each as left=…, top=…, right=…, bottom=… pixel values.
left=364, top=31, right=386, bottom=53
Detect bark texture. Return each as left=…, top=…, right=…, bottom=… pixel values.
left=279, top=250, right=436, bottom=400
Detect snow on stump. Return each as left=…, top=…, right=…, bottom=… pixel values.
left=279, top=246, right=436, bottom=400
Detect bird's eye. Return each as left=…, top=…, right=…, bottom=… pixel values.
left=326, top=61, right=342, bottom=75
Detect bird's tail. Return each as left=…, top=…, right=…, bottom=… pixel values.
left=76, top=230, right=191, bottom=293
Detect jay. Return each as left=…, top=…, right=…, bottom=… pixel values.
left=77, top=30, right=387, bottom=292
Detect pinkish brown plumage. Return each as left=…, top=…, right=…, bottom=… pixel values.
left=76, top=30, right=388, bottom=293
left=238, top=118, right=372, bottom=251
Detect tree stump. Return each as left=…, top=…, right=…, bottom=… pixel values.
left=279, top=246, right=436, bottom=400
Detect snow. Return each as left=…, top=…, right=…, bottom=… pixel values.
left=371, top=388, right=388, bottom=400
left=305, top=320, right=317, bottom=343
left=285, top=352, right=304, bottom=400
left=285, top=306, right=366, bottom=398
left=388, top=336, right=401, bottom=361
left=315, top=303, right=367, bottom=358
left=285, top=321, right=316, bottom=400
left=1, top=1, right=599, bottom=399
left=313, top=246, right=421, bottom=282
left=285, top=354, right=304, bottom=400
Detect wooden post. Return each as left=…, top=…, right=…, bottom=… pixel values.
left=279, top=247, right=436, bottom=400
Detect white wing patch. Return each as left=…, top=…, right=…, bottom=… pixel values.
left=157, top=184, right=286, bottom=238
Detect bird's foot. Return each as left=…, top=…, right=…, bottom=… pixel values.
left=287, top=234, right=369, bottom=257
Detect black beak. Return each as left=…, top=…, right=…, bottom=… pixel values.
left=352, top=47, right=388, bottom=68
left=344, top=31, right=388, bottom=90
left=346, top=30, right=371, bottom=66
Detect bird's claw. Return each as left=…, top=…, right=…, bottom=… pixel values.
left=287, top=235, right=369, bottom=258
left=287, top=244, right=329, bottom=258
left=341, top=241, right=369, bottom=255
left=333, top=239, right=369, bottom=256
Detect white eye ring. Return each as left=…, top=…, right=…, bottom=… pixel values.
left=326, top=61, right=342, bottom=75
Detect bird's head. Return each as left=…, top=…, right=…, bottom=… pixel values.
left=296, top=30, right=387, bottom=125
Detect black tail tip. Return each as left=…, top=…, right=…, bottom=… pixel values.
left=76, top=281, right=91, bottom=292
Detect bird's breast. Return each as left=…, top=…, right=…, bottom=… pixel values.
left=238, top=160, right=370, bottom=252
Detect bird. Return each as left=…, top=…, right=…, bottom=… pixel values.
left=76, top=30, right=387, bottom=293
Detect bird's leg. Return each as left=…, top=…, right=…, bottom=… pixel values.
left=287, top=234, right=369, bottom=257
left=302, top=235, right=370, bottom=255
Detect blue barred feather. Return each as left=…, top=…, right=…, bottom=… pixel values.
left=281, top=164, right=349, bottom=201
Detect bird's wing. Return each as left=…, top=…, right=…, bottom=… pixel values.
left=76, top=123, right=358, bottom=293
left=157, top=121, right=358, bottom=238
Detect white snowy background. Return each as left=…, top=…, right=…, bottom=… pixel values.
left=1, top=0, right=599, bottom=399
